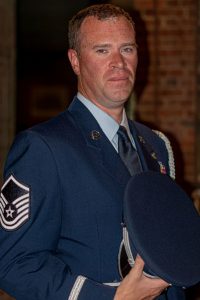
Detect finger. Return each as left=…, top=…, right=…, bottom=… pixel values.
left=132, top=254, right=145, bottom=273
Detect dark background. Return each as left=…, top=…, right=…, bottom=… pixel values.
left=17, top=0, right=109, bottom=131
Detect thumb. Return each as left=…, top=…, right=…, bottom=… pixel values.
left=133, top=254, right=145, bottom=274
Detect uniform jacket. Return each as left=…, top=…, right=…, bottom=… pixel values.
left=0, top=97, right=185, bottom=299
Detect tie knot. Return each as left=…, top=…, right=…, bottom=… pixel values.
left=117, top=126, right=129, bottom=141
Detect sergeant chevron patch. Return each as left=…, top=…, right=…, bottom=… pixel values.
left=0, top=175, right=30, bottom=231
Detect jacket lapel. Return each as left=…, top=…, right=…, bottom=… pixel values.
left=129, top=122, right=161, bottom=173
left=68, top=97, right=163, bottom=182
left=68, top=98, right=131, bottom=186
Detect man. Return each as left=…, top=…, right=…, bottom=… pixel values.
left=0, top=4, right=185, bottom=300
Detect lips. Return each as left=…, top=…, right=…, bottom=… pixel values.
left=106, top=70, right=133, bottom=85
left=109, top=76, right=128, bottom=81
left=107, top=71, right=131, bottom=82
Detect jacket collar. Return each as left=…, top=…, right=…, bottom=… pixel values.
left=68, top=97, right=131, bottom=186
left=68, top=97, right=161, bottom=185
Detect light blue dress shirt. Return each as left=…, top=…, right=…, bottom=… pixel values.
left=77, top=93, right=136, bottom=152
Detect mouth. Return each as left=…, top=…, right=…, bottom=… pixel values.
left=108, top=76, right=129, bottom=82
left=108, top=75, right=132, bottom=85
left=107, top=70, right=132, bottom=82
left=106, top=70, right=134, bottom=87
left=109, top=77, right=128, bottom=81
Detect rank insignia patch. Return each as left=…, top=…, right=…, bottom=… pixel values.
left=0, top=175, right=30, bottom=231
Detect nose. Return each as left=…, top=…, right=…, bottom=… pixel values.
left=109, top=51, right=126, bottom=69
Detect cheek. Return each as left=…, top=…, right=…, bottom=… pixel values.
left=127, top=53, right=138, bottom=70
left=80, top=55, right=96, bottom=75
left=82, top=65, right=97, bottom=82
left=84, top=63, right=105, bottom=83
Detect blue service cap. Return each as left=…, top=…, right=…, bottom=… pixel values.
left=119, top=171, right=200, bottom=287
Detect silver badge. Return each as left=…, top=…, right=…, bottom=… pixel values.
left=151, top=152, right=157, bottom=160
left=90, top=130, right=101, bottom=140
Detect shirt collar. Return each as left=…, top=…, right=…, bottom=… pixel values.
left=121, top=110, right=134, bottom=144
left=77, top=93, right=119, bottom=142
left=77, top=92, right=134, bottom=148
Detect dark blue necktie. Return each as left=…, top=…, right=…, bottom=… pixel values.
left=118, top=125, right=142, bottom=176
left=118, top=126, right=143, bottom=278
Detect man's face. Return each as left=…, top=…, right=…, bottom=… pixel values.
left=68, top=16, right=138, bottom=112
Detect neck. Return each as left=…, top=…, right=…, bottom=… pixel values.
left=88, top=98, right=123, bottom=123
left=101, top=106, right=123, bottom=124
left=78, top=94, right=124, bottom=124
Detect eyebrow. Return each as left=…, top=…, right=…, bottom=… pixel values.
left=92, top=42, right=138, bottom=49
left=92, top=44, right=112, bottom=50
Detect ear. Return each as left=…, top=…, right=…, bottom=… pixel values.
left=68, top=49, right=80, bottom=75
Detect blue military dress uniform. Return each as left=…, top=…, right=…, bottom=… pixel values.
left=0, top=97, right=185, bottom=299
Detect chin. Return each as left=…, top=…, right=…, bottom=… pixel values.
left=112, top=92, right=131, bottom=102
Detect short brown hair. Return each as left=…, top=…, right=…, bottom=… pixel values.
left=68, top=4, right=135, bottom=52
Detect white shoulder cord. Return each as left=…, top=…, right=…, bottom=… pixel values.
left=153, top=130, right=176, bottom=180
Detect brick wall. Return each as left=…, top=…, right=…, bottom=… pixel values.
left=131, top=0, right=198, bottom=189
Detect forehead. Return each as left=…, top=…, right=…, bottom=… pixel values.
left=79, top=16, right=135, bottom=42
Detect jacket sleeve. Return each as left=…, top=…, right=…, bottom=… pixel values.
left=0, top=130, right=116, bottom=300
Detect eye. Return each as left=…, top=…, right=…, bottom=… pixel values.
left=121, top=45, right=138, bottom=54
left=95, top=48, right=108, bottom=54
left=121, top=47, right=135, bottom=53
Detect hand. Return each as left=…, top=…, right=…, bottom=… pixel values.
left=114, top=255, right=169, bottom=300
